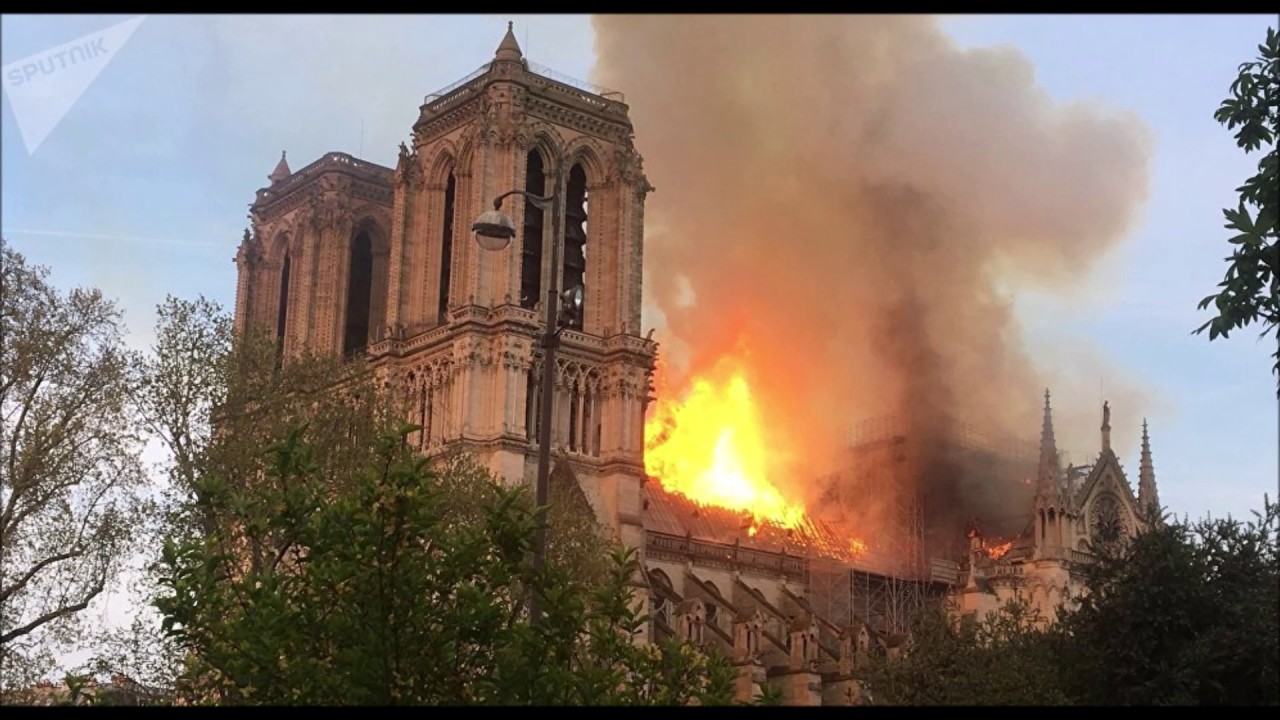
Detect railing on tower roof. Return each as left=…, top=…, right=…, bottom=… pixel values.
left=255, top=152, right=393, bottom=206
left=420, top=59, right=628, bottom=117
left=524, top=60, right=625, bottom=104
left=422, top=63, right=491, bottom=106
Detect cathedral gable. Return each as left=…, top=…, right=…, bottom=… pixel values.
left=1077, top=451, right=1144, bottom=544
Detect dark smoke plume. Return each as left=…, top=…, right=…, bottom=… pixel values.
left=591, top=15, right=1152, bottom=547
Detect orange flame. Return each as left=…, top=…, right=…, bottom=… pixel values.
left=645, top=356, right=809, bottom=530
left=987, top=540, right=1014, bottom=560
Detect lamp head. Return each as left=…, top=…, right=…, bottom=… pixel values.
left=557, top=285, right=584, bottom=328
left=561, top=285, right=583, bottom=315
left=472, top=209, right=516, bottom=252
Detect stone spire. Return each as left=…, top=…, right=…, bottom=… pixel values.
left=1100, top=399, right=1112, bottom=454
left=494, top=21, right=523, bottom=62
left=1138, top=419, right=1159, bottom=515
left=1036, top=389, right=1062, bottom=504
left=269, top=151, right=291, bottom=184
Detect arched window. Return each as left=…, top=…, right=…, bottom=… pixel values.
left=420, top=382, right=431, bottom=450
left=569, top=377, right=580, bottom=453
left=275, top=251, right=291, bottom=367
left=525, top=367, right=539, bottom=441
left=343, top=230, right=373, bottom=356
left=520, top=150, right=545, bottom=310
left=437, top=171, right=456, bottom=323
left=562, top=163, right=588, bottom=331
left=582, top=383, right=594, bottom=456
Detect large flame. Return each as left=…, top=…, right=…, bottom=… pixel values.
left=986, top=540, right=1014, bottom=560
left=644, top=354, right=809, bottom=532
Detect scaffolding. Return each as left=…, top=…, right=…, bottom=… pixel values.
left=805, top=413, right=1037, bottom=635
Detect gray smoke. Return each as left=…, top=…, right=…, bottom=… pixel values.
left=591, top=15, right=1153, bottom=541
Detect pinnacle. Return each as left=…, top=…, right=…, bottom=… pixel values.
left=269, top=150, right=291, bottom=184
left=495, top=21, right=523, bottom=62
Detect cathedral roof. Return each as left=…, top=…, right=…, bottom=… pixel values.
left=643, top=484, right=852, bottom=561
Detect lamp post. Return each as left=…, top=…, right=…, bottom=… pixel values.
left=471, top=159, right=582, bottom=625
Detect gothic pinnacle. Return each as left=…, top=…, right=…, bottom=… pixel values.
left=1139, top=418, right=1158, bottom=514
left=1037, top=389, right=1062, bottom=504
left=495, top=21, right=523, bottom=62
left=269, top=150, right=291, bottom=184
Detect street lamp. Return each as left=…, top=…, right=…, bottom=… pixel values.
left=472, top=159, right=582, bottom=626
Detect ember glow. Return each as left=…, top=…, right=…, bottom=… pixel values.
left=644, top=355, right=809, bottom=532
left=987, top=540, right=1014, bottom=560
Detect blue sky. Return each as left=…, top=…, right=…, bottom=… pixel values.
left=2, top=13, right=1276, bottom=528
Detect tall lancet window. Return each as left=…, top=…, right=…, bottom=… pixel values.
left=343, top=230, right=373, bottom=356
left=276, top=253, right=292, bottom=342
left=275, top=252, right=291, bottom=366
left=562, top=163, right=588, bottom=331
left=437, top=172, right=456, bottom=323
left=520, top=150, right=545, bottom=310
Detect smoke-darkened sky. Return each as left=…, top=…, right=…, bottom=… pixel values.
left=592, top=15, right=1156, bottom=512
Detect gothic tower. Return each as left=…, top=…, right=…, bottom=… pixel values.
left=232, top=25, right=657, bottom=553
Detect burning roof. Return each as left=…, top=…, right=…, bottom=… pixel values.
left=642, top=482, right=892, bottom=571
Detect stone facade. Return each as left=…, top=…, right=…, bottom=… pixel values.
left=233, top=26, right=656, bottom=560
left=953, top=393, right=1160, bottom=626
left=231, top=27, right=1160, bottom=706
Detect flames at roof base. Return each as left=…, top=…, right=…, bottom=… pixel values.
left=643, top=354, right=868, bottom=565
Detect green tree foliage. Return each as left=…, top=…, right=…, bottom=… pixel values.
left=65, top=296, right=398, bottom=695
left=136, top=295, right=394, bottom=548
left=861, top=496, right=1278, bottom=706
left=1062, top=500, right=1279, bottom=705
left=0, top=245, right=147, bottom=687
left=1196, top=26, right=1279, bottom=389
left=862, top=599, right=1069, bottom=706
left=155, top=424, right=738, bottom=705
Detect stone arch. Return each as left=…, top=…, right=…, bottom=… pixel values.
left=425, top=152, right=459, bottom=325
left=526, top=124, right=566, bottom=170
left=564, top=139, right=616, bottom=336
left=267, top=230, right=292, bottom=265
left=702, top=581, right=720, bottom=626
left=264, top=231, right=294, bottom=354
left=454, top=130, right=478, bottom=175
left=561, top=136, right=608, bottom=185
left=519, top=143, right=550, bottom=311
left=342, top=216, right=391, bottom=356
left=425, top=142, right=458, bottom=187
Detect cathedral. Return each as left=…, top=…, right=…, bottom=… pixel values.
left=231, top=26, right=1160, bottom=705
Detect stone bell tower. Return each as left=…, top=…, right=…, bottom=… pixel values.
left=233, top=24, right=657, bottom=552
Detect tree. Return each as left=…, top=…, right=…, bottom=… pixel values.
left=0, top=245, right=148, bottom=687
left=1062, top=499, right=1279, bottom=705
left=862, top=598, right=1070, bottom=706
left=155, top=424, right=738, bottom=705
left=135, top=295, right=394, bottom=548
left=83, top=295, right=414, bottom=694
left=1195, top=26, right=1279, bottom=390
